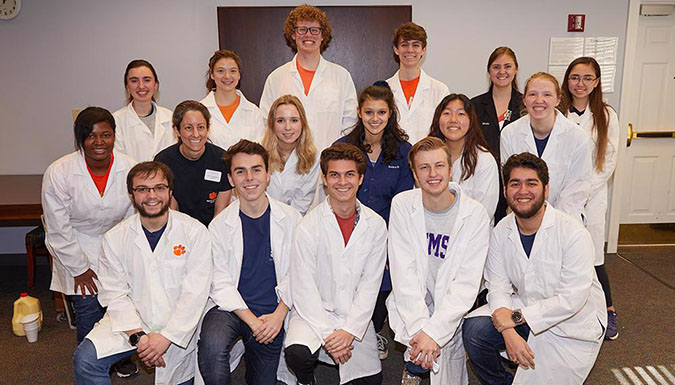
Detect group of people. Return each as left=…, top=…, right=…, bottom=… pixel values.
left=39, top=3, right=621, bottom=385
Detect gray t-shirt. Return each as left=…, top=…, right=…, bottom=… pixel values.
left=139, top=104, right=157, bottom=136
left=424, top=188, right=460, bottom=314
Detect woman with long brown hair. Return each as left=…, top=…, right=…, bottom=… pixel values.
left=472, top=47, right=524, bottom=222
left=429, top=93, right=499, bottom=221
left=336, top=82, right=414, bottom=361
left=561, top=57, right=620, bottom=340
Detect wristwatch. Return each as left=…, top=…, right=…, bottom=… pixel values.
left=511, top=309, right=524, bottom=325
left=129, top=331, right=147, bottom=346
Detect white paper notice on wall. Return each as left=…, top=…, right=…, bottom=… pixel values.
left=584, top=37, right=618, bottom=64
left=549, top=37, right=585, bottom=65
left=600, top=65, right=615, bottom=93
left=548, top=37, right=618, bottom=93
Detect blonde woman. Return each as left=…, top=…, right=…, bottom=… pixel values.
left=262, top=95, right=320, bottom=215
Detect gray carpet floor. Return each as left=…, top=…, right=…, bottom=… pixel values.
left=2, top=250, right=673, bottom=384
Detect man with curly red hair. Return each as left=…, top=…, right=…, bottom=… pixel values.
left=260, top=4, right=357, bottom=151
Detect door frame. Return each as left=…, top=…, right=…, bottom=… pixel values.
left=607, top=0, right=675, bottom=252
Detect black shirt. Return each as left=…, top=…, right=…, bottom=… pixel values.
left=471, top=87, right=523, bottom=160
left=154, top=142, right=232, bottom=226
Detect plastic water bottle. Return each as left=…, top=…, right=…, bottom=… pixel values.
left=12, top=293, right=43, bottom=336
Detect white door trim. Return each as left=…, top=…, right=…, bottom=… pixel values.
left=607, top=0, right=675, bottom=253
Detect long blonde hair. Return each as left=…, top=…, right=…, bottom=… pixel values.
left=262, top=95, right=317, bottom=174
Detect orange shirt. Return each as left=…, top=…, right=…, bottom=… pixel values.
left=217, top=95, right=241, bottom=123
left=498, top=110, right=506, bottom=122
left=400, top=76, right=420, bottom=106
left=86, top=152, right=114, bottom=197
left=297, top=61, right=316, bottom=96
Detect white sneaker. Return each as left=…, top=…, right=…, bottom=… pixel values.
left=376, top=332, right=389, bottom=360
left=401, top=368, right=422, bottom=385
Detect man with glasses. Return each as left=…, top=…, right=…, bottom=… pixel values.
left=260, top=4, right=357, bottom=150
left=73, top=161, right=213, bottom=385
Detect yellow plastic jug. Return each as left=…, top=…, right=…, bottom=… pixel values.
left=12, top=293, right=43, bottom=336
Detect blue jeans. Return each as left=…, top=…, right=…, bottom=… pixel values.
left=198, top=307, right=284, bottom=385
left=462, top=316, right=531, bottom=385
left=73, top=339, right=194, bottom=385
left=70, top=294, right=105, bottom=344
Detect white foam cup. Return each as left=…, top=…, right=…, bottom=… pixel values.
left=20, top=313, right=39, bottom=343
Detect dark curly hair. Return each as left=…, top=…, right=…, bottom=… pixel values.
left=342, top=83, right=408, bottom=165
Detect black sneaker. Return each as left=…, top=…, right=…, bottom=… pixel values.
left=113, top=359, right=139, bottom=378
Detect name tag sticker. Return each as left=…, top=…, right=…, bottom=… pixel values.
left=204, top=169, right=222, bottom=182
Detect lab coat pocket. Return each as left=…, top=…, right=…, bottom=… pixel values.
left=530, top=258, right=562, bottom=299
left=315, top=86, right=340, bottom=113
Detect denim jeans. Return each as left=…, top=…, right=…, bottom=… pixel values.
left=70, top=294, right=105, bottom=344
left=73, top=339, right=193, bottom=385
left=462, top=316, right=531, bottom=385
left=197, top=307, right=284, bottom=385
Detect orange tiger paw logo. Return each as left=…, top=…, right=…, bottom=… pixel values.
left=209, top=192, right=217, bottom=200
left=173, top=245, right=186, bottom=256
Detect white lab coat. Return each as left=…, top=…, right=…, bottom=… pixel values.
left=482, top=205, right=606, bottom=384
left=452, top=148, right=500, bottom=222
left=267, top=150, right=321, bottom=215
left=113, top=102, right=175, bottom=162
left=260, top=55, right=358, bottom=150
left=567, top=106, right=619, bottom=265
left=200, top=90, right=265, bottom=151
left=387, top=185, right=490, bottom=385
left=387, top=69, right=449, bottom=144
left=42, top=150, right=135, bottom=295
left=500, top=110, right=592, bottom=221
left=286, top=198, right=387, bottom=384
left=197, top=196, right=301, bottom=385
left=87, top=210, right=213, bottom=385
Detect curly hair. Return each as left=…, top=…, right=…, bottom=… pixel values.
left=342, top=84, right=408, bottom=165
left=261, top=95, right=317, bottom=175
left=283, top=4, right=332, bottom=53
left=428, top=94, right=491, bottom=181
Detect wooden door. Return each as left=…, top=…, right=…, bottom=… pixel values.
left=216, top=6, right=411, bottom=105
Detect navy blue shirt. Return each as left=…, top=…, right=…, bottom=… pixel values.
left=533, top=133, right=550, bottom=158
left=335, top=137, right=414, bottom=223
left=154, top=143, right=233, bottom=227
left=237, top=205, right=277, bottom=317
left=519, top=231, right=537, bottom=258
left=142, top=223, right=167, bottom=252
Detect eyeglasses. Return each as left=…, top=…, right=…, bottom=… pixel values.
left=132, top=184, right=169, bottom=194
left=295, top=26, right=322, bottom=36
left=568, top=75, right=597, bottom=84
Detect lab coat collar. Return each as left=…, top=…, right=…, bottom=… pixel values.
left=131, top=209, right=174, bottom=256
left=387, top=69, right=431, bottom=112
left=73, top=149, right=127, bottom=176
left=202, top=89, right=255, bottom=127
left=290, top=54, right=328, bottom=76
left=505, top=201, right=555, bottom=258
left=221, top=194, right=286, bottom=228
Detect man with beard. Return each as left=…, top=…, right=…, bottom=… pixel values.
left=73, top=161, right=212, bottom=385
left=462, top=153, right=606, bottom=385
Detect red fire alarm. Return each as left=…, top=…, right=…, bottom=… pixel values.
left=568, top=14, right=585, bottom=32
